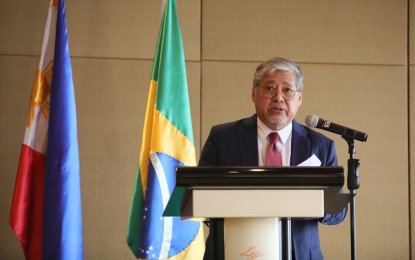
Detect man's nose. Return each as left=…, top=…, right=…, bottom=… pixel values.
left=271, top=90, right=284, bottom=101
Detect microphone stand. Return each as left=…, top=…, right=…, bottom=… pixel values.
left=342, top=135, right=360, bottom=260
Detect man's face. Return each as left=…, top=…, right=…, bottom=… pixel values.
left=251, top=70, right=302, bottom=130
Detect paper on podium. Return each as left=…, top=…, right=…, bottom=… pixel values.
left=298, top=154, right=321, bottom=166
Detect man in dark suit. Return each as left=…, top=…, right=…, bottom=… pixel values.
left=199, top=57, right=347, bottom=260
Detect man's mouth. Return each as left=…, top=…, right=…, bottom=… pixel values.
left=269, top=106, right=285, bottom=112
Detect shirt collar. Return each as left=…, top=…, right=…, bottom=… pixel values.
left=257, top=117, right=292, bottom=144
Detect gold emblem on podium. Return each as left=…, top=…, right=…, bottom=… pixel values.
left=240, top=246, right=264, bottom=259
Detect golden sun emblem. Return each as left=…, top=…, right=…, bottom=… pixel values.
left=26, top=61, right=53, bottom=127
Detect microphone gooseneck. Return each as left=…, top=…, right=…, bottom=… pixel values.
left=304, top=114, right=368, bottom=142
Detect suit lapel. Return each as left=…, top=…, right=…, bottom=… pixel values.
left=237, top=115, right=259, bottom=166
left=290, top=120, right=310, bottom=166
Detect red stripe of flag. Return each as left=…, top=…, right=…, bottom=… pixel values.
left=10, top=144, right=46, bottom=260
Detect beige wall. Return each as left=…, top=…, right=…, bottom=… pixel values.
left=411, top=0, right=415, bottom=257
left=0, top=0, right=412, bottom=259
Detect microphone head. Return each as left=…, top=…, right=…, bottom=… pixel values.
left=305, top=114, right=319, bottom=128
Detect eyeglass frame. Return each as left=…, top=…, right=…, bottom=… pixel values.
left=255, top=85, right=301, bottom=101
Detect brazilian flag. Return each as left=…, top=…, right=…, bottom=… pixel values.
left=127, top=0, right=204, bottom=259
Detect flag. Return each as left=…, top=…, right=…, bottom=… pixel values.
left=127, top=0, right=204, bottom=259
left=10, top=0, right=83, bottom=259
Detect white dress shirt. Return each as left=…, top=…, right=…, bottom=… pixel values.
left=257, top=117, right=292, bottom=166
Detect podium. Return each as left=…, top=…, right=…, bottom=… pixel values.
left=164, top=166, right=349, bottom=260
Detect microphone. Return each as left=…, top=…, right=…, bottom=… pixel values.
left=305, top=114, right=368, bottom=142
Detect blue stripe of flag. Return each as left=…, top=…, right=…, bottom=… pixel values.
left=42, top=0, right=83, bottom=259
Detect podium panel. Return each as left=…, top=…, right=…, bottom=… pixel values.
left=225, top=218, right=280, bottom=259
left=185, top=189, right=324, bottom=218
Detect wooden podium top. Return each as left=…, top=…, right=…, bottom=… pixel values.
left=164, top=166, right=348, bottom=217
left=174, top=166, right=344, bottom=187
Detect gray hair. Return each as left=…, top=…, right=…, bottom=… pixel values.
left=253, top=57, right=304, bottom=91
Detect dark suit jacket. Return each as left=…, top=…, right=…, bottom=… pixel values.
left=199, top=114, right=347, bottom=260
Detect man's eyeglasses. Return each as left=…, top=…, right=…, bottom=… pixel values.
left=256, top=86, right=300, bottom=101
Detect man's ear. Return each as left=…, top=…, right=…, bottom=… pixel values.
left=251, top=87, right=256, bottom=102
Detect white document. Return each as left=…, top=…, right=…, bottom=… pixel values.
left=297, top=154, right=321, bottom=166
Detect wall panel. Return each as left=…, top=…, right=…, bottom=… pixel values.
left=0, top=2, right=48, bottom=55
left=202, top=0, right=407, bottom=65
left=66, top=0, right=200, bottom=60
left=0, top=0, right=200, bottom=60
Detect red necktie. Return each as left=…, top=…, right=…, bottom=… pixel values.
left=266, top=132, right=282, bottom=166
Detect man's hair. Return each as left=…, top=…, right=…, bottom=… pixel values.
left=253, top=57, right=304, bottom=91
